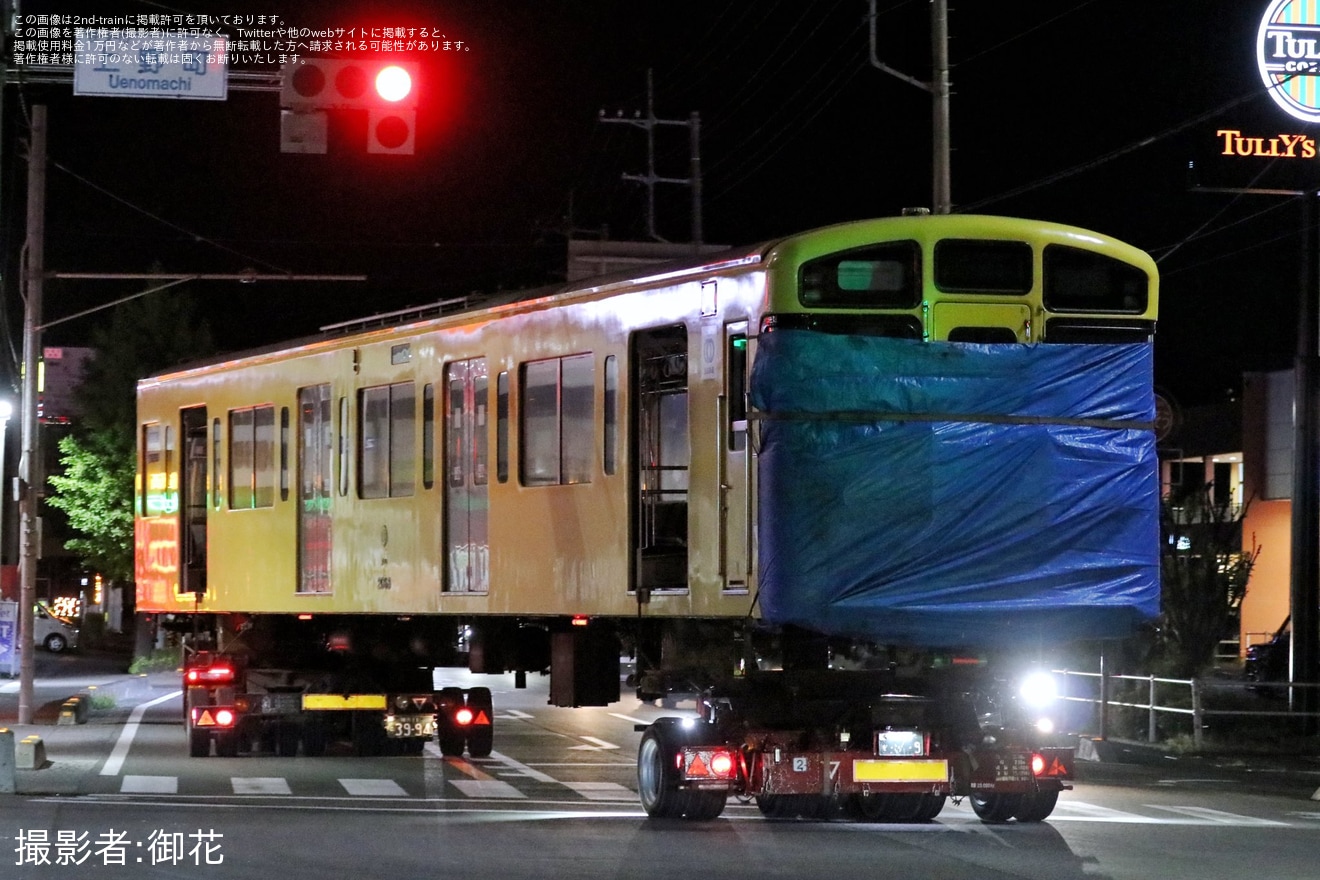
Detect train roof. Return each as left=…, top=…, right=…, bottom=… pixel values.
left=139, top=213, right=1152, bottom=383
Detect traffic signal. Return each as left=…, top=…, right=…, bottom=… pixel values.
left=280, top=59, right=419, bottom=154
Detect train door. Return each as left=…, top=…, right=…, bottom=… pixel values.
left=444, top=358, right=490, bottom=593
left=180, top=407, right=208, bottom=595
left=930, top=302, right=1032, bottom=343
left=721, top=323, right=750, bottom=592
left=631, top=326, right=689, bottom=594
left=297, top=385, right=333, bottom=594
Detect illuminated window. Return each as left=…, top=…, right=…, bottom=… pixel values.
left=519, top=353, right=594, bottom=486
left=229, top=405, right=275, bottom=509
left=141, top=423, right=174, bottom=515
left=359, top=382, right=415, bottom=499
left=799, top=241, right=920, bottom=308
left=604, top=356, right=618, bottom=475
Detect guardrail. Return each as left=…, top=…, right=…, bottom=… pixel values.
left=1054, top=669, right=1320, bottom=750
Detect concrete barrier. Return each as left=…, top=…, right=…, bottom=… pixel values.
left=58, top=695, right=89, bottom=725
left=0, top=728, right=14, bottom=793
left=15, top=735, right=45, bottom=770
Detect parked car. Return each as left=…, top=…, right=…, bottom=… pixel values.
left=34, top=604, right=80, bottom=653
left=1245, top=617, right=1289, bottom=687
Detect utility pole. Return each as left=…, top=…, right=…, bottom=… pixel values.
left=17, top=103, right=44, bottom=725
left=599, top=69, right=704, bottom=247
left=868, top=0, right=952, bottom=214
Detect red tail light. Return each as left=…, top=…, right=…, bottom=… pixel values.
left=185, top=664, right=235, bottom=684
left=454, top=707, right=475, bottom=726
left=683, top=748, right=736, bottom=780
left=1030, top=753, right=1047, bottom=776
left=214, top=708, right=236, bottom=728
left=709, top=752, right=734, bottom=778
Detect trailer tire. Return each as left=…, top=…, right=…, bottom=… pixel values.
left=969, top=793, right=1021, bottom=823
left=1012, top=788, right=1059, bottom=822
left=275, top=723, right=300, bottom=757
left=466, top=687, right=494, bottom=758
left=638, top=723, right=726, bottom=820
left=188, top=727, right=210, bottom=758
left=437, top=687, right=467, bottom=756
left=214, top=731, right=239, bottom=758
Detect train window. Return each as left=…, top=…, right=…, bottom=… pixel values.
left=604, top=356, right=618, bottom=476
left=422, top=384, right=435, bottom=490
left=228, top=405, right=275, bottom=510
left=359, top=382, right=415, bottom=499
left=727, top=333, right=748, bottom=452
left=279, top=407, right=290, bottom=502
left=212, top=418, right=221, bottom=509
left=474, top=372, right=489, bottom=486
left=799, top=241, right=920, bottom=309
left=1043, top=244, right=1148, bottom=313
left=520, top=353, right=595, bottom=486
left=496, top=372, right=509, bottom=483
left=934, top=239, right=1032, bottom=294
left=142, top=423, right=165, bottom=515
left=338, top=397, right=349, bottom=497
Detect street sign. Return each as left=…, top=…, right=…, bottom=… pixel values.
left=73, top=30, right=229, bottom=100
left=0, top=601, right=16, bottom=678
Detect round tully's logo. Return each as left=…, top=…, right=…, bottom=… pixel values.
left=1258, top=0, right=1320, bottom=123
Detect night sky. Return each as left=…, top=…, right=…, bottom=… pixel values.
left=3, top=1, right=1315, bottom=410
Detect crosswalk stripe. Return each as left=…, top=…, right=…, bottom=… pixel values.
left=121, top=775, right=178, bottom=794
left=1148, top=805, right=1288, bottom=827
left=232, top=777, right=293, bottom=795
left=450, top=779, right=527, bottom=799
left=339, top=778, right=409, bottom=797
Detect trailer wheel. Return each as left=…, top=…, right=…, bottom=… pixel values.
left=214, top=731, right=239, bottom=758
left=969, top=793, right=1021, bottom=823
left=914, top=793, right=947, bottom=821
left=638, top=723, right=727, bottom=820
left=302, top=719, right=327, bottom=757
left=275, top=723, right=300, bottom=757
left=1012, top=788, right=1059, bottom=822
left=437, top=687, right=466, bottom=756
left=465, top=687, right=494, bottom=758
left=188, top=727, right=211, bottom=758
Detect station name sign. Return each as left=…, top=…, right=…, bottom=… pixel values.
left=73, top=28, right=228, bottom=100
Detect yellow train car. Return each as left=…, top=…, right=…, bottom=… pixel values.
left=137, top=213, right=1159, bottom=714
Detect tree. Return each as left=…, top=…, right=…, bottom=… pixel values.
left=44, top=288, right=214, bottom=584
left=1158, top=483, right=1259, bottom=677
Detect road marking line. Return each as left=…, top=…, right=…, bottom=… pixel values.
left=503, top=710, right=534, bottom=720
left=1148, top=805, right=1288, bottom=827
left=121, top=775, right=178, bottom=794
left=451, top=779, right=527, bottom=799
left=0, top=681, right=18, bottom=694
left=100, top=689, right=181, bottom=776
left=486, top=749, right=559, bottom=784
left=232, top=777, right=292, bottom=795
left=563, top=782, right=634, bottom=801
left=608, top=712, right=652, bottom=725
left=339, top=778, right=408, bottom=797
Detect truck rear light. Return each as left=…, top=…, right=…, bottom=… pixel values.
left=454, top=707, right=475, bottom=726
left=1030, top=753, right=1046, bottom=776
left=214, top=708, right=236, bottom=728
left=185, top=665, right=235, bottom=684
left=683, top=748, right=736, bottom=780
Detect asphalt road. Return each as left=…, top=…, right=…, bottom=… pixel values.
left=3, top=652, right=1320, bottom=879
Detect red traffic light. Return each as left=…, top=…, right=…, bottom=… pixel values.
left=375, top=66, right=412, bottom=103
left=281, top=59, right=419, bottom=111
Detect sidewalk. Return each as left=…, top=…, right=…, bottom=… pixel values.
left=1, top=670, right=181, bottom=796
left=1076, top=735, right=1320, bottom=800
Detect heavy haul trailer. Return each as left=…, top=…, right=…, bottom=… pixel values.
left=134, top=214, right=1159, bottom=820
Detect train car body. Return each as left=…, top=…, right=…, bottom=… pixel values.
left=135, top=213, right=1159, bottom=820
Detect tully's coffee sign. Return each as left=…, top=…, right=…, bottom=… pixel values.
left=1224, top=3, right=1320, bottom=158
left=1258, top=0, right=1320, bottom=122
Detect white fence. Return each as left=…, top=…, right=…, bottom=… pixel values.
left=1054, top=669, right=1320, bottom=749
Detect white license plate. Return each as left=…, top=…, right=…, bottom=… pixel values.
left=385, top=714, right=437, bottom=738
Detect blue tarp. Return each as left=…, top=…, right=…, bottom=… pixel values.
left=751, top=331, right=1160, bottom=648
